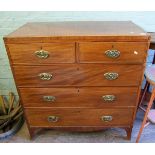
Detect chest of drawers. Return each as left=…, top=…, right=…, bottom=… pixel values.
left=4, top=21, right=150, bottom=140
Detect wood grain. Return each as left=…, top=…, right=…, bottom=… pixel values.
left=25, top=108, right=134, bottom=127
left=79, top=42, right=148, bottom=63
left=20, top=87, right=138, bottom=108
left=8, top=43, right=75, bottom=64
left=13, top=64, right=144, bottom=87
left=4, top=21, right=150, bottom=43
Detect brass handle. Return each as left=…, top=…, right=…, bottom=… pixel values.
left=35, top=50, right=49, bottom=59
left=102, top=95, right=116, bottom=102
left=48, top=116, right=59, bottom=122
left=43, top=96, right=56, bottom=102
left=38, top=73, right=52, bottom=80
left=105, top=50, right=120, bottom=58
left=104, top=72, right=118, bottom=80
left=101, top=116, right=113, bottom=122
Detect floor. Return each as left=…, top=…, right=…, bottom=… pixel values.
left=1, top=110, right=155, bottom=143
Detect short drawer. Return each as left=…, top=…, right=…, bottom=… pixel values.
left=25, top=108, right=134, bottom=127
left=79, top=42, right=148, bottom=63
left=20, top=87, right=138, bottom=107
left=13, top=64, right=143, bottom=87
left=8, top=43, right=75, bottom=64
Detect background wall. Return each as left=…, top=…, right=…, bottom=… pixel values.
left=0, top=11, right=155, bottom=98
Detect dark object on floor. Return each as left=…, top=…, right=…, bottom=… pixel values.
left=0, top=116, right=24, bottom=140
left=0, top=92, right=24, bottom=140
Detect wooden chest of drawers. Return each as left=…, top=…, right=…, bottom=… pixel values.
left=4, top=21, right=150, bottom=140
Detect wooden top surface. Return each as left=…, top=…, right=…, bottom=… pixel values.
left=4, top=21, right=150, bottom=43
left=6, top=21, right=146, bottom=37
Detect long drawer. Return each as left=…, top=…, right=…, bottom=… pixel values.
left=25, top=108, right=134, bottom=127
left=7, top=43, right=75, bottom=64
left=13, top=64, right=143, bottom=87
left=79, top=42, right=148, bottom=63
left=20, top=87, right=138, bottom=107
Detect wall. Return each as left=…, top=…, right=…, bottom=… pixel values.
left=0, top=11, right=155, bottom=97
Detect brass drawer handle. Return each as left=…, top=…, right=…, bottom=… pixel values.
left=102, top=95, right=116, bottom=102
left=48, top=116, right=59, bottom=122
left=105, top=50, right=120, bottom=58
left=104, top=72, right=118, bottom=80
left=101, top=116, right=113, bottom=122
left=38, top=73, right=52, bottom=80
left=35, top=50, right=49, bottom=59
left=43, top=96, right=56, bottom=102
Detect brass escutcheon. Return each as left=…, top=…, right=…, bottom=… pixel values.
left=43, top=96, right=56, bottom=102
left=38, top=73, right=52, bottom=80
left=35, top=50, right=49, bottom=59
left=101, top=116, right=113, bottom=122
left=47, top=116, right=59, bottom=122
left=105, top=50, right=120, bottom=58
left=102, top=95, right=116, bottom=102
left=104, top=72, right=118, bottom=80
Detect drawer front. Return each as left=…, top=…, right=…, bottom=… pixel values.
left=20, top=87, right=138, bottom=107
left=25, top=108, right=134, bottom=127
left=13, top=64, right=143, bottom=87
left=8, top=43, right=75, bottom=64
left=79, top=42, right=147, bottom=63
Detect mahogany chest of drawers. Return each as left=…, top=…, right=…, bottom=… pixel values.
left=4, top=21, right=150, bottom=140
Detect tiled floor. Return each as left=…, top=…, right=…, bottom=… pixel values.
left=1, top=110, right=155, bottom=143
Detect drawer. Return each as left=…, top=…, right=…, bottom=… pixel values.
left=8, top=43, right=75, bottom=64
left=79, top=42, right=148, bottom=63
left=13, top=64, right=143, bottom=87
left=20, top=87, right=138, bottom=107
left=25, top=108, right=134, bottom=127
